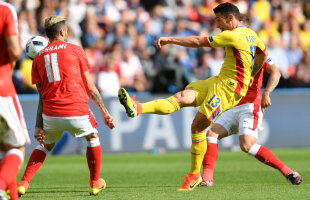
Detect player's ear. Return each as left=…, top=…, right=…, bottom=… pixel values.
left=228, top=14, right=234, bottom=21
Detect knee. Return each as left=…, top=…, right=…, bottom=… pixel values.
left=240, top=142, right=254, bottom=153
left=85, top=132, right=98, bottom=141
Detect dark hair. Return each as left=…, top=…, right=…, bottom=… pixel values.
left=213, top=2, right=240, bottom=20
left=240, top=14, right=249, bottom=26
left=45, top=21, right=66, bottom=40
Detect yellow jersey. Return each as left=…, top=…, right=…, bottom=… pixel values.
left=204, top=26, right=266, bottom=96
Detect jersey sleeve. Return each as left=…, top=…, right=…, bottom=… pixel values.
left=255, top=36, right=266, bottom=54
left=264, top=56, right=274, bottom=70
left=204, top=31, right=235, bottom=48
left=77, top=47, right=91, bottom=72
left=31, top=59, right=41, bottom=84
left=4, top=5, right=18, bottom=37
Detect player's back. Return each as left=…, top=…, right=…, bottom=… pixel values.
left=0, top=2, right=18, bottom=97
left=32, top=41, right=90, bottom=117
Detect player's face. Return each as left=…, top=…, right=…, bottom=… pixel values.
left=215, top=13, right=230, bottom=31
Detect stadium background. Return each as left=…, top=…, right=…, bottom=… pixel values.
left=6, top=0, right=310, bottom=154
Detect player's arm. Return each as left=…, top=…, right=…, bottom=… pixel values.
left=252, top=51, right=268, bottom=78
left=34, top=84, right=45, bottom=145
left=154, top=36, right=208, bottom=48
left=6, top=34, right=21, bottom=69
left=82, top=70, right=115, bottom=129
left=261, top=64, right=281, bottom=114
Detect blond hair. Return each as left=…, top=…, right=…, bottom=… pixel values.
left=44, top=15, right=66, bottom=30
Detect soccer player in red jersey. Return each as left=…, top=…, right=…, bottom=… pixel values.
left=200, top=58, right=303, bottom=186
left=17, top=16, right=115, bottom=196
left=0, top=1, right=30, bottom=200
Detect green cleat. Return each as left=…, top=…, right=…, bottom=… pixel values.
left=89, top=178, right=106, bottom=196
left=118, top=88, right=140, bottom=118
left=17, top=180, right=29, bottom=197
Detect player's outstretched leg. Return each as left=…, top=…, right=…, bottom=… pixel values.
left=248, top=144, right=303, bottom=185
left=118, top=88, right=181, bottom=118
left=18, top=145, right=49, bottom=196
left=118, top=88, right=141, bottom=118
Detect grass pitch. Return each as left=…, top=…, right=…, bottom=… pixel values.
left=17, top=148, right=310, bottom=200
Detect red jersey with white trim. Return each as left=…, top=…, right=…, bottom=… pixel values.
left=204, top=26, right=266, bottom=96
left=32, top=41, right=91, bottom=117
left=0, top=2, right=18, bottom=97
left=237, top=57, right=273, bottom=106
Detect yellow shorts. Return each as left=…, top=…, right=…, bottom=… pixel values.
left=186, top=76, right=242, bottom=122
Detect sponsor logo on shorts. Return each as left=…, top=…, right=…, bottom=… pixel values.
left=229, top=82, right=234, bottom=86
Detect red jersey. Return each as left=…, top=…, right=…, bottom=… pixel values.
left=237, top=57, right=273, bottom=107
left=32, top=41, right=91, bottom=117
left=0, top=2, right=18, bottom=97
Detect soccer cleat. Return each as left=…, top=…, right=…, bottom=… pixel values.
left=89, top=178, right=106, bottom=196
left=0, top=190, right=8, bottom=200
left=118, top=88, right=141, bottom=118
left=17, top=180, right=29, bottom=197
left=199, top=180, right=214, bottom=187
left=286, top=171, right=303, bottom=185
left=177, top=173, right=202, bottom=191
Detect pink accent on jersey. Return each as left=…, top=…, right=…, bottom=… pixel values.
left=232, top=47, right=244, bottom=95
left=31, top=41, right=91, bottom=117
left=0, top=3, right=18, bottom=97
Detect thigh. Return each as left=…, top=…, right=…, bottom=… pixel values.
left=198, top=77, right=242, bottom=123
left=0, top=95, right=30, bottom=146
left=238, top=103, right=263, bottom=139
left=43, top=114, right=66, bottom=144
left=173, top=88, right=197, bottom=108
left=214, top=106, right=239, bottom=136
left=185, top=79, right=210, bottom=107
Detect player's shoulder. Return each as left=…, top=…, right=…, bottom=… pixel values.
left=0, top=2, right=16, bottom=16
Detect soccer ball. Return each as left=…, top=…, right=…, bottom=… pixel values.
left=25, top=36, right=49, bottom=59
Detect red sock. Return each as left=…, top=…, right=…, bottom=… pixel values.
left=255, top=145, right=293, bottom=176
left=8, top=178, right=18, bottom=200
left=0, top=150, right=23, bottom=191
left=21, top=148, right=47, bottom=183
left=202, top=140, right=218, bottom=181
left=86, top=145, right=102, bottom=181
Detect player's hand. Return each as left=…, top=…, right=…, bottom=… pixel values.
left=102, top=113, right=115, bottom=129
left=154, top=37, right=169, bottom=48
left=249, top=76, right=254, bottom=87
left=34, top=127, right=45, bottom=146
left=261, top=91, right=271, bottom=114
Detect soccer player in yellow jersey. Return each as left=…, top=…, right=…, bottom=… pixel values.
left=118, top=2, right=268, bottom=191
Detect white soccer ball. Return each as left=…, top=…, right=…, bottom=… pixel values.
left=25, top=36, right=49, bottom=60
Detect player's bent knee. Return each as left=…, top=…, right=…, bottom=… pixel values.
left=240, top=143, right=253, bottom=153
left=85, top=132, right=98, bottom=141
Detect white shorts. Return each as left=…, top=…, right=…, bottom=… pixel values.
left=43, top=111, right=98, bottom=144
left=0, top=95, right=30, bottom=146
left=215, top=103, right=263, bottom=138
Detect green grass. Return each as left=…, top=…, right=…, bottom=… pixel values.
left=17, top=148, right=310, bottom=200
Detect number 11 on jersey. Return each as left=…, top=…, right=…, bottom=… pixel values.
left=44, top=53, right=61, bottom=83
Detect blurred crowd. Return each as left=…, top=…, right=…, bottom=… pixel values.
left=8, top=0, right=310, bottom=96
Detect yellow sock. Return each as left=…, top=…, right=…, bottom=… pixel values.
left=190, top=132, right=207, bottom=174
left=141, top=96, right=180, bottom=115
